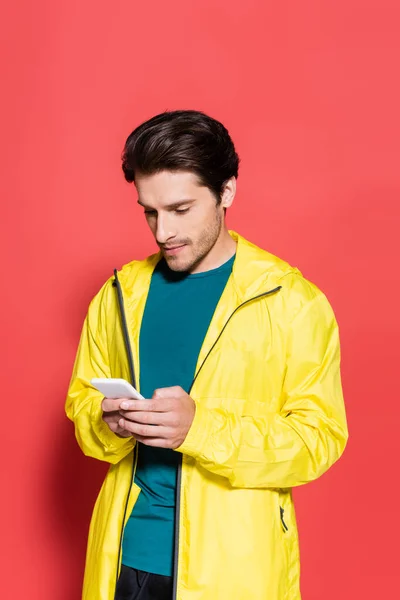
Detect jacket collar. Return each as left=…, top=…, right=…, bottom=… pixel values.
left=228, top=231, right=291, bottom=302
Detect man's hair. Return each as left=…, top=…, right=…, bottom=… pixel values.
left=121, top=110, right=240, bottom=201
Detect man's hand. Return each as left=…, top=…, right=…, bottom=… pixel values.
left=118, top=386, right=196, bottom=449
left=101, top=398, right=132, bottom=438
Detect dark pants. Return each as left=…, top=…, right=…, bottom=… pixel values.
left=115, top=565, right=173, bottom=600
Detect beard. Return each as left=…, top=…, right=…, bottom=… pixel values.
left=162, top=210, right=223, bottom=273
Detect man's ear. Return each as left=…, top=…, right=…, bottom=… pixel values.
left=220, top=177, right=236, bottom=209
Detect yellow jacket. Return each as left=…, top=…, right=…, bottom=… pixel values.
left=66, top=232, right=348, bottom=600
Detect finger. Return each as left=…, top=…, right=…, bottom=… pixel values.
left=119, top=398, right=173, bottom=412
left=102, top=412, right=119, bottom=424
left=103, top=416, right=131, bottom=437
left=107, top=420, right=121, bottom=432
left=119, top=418, right=171, bottom=438
left=115, top=430, right=132, bottom=438
left=101, top=397, right=131, bottom=412
left=119, top=410, right=166, bottom=425
left=103, top=412, right=125, bottom=427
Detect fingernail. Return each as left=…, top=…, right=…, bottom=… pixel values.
left=120, top=401, right=133, bottom=409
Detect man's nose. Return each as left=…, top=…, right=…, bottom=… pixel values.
left=155, top=213, right=175, bottom=244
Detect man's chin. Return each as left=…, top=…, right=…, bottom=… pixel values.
left=164, top=256, right=190, bottom=272
left=162, top=246, right=193, bottom=272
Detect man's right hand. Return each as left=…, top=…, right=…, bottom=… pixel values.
left=101, top=398, right=132, bottom=438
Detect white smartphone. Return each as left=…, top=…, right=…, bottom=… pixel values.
left=90, top=378, right=144, bottom=400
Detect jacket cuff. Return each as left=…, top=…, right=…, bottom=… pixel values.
left=175, top=400, right=211, bottom=458
left=90, top=395, right=134, bottom=454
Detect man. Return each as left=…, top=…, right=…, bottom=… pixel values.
left=66, top=110, right=348, bottom=600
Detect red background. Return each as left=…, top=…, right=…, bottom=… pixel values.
left=1, top=1, right=399, bottom=598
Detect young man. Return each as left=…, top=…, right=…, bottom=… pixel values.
left=66, top=110, right=348, bottom=600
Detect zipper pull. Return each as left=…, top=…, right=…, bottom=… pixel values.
left=280, top=506, right=289, bottom=532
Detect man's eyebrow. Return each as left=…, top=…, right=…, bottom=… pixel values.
left=137, top=198, right=196, bottom=209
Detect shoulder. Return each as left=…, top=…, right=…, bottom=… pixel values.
left=240, top=234, right=335, bottom=322
left=237, top=232, right=323, bottom=303
left=275, top=270, right=337, bottom=329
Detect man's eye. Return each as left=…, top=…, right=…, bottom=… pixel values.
left=144, top=210, right=156, bottom=216
left=175, top=208, right=189, bottom=214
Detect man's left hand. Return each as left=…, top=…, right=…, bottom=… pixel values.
left=118, top=386, right=195, bottom=449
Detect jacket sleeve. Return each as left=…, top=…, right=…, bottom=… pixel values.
left=176, top=291, right=348, bottom=488
left=65, top=286, right=135, bottom=464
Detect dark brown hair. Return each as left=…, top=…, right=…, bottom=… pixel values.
left=121, top=110, right=240, bottom=201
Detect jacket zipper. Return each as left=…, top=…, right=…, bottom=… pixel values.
left=113, top=269, right=137, bottom=389
left=112, top=270, right=138, bottom=595
left=172, top=285, right=282, bottom=599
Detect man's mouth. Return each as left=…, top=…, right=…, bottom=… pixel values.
left=162, top=244, right=186, bottom=256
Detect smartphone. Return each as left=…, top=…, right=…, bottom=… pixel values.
left=90, top=378, right=144, bottom=400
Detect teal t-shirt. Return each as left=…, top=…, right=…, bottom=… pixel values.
left=121, top=254, right=235, bottom=576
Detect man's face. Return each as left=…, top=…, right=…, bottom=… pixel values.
left=135, top=170, right=230, bottom=273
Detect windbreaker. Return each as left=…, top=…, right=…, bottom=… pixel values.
left=66, top=231, right=348, bottom=600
